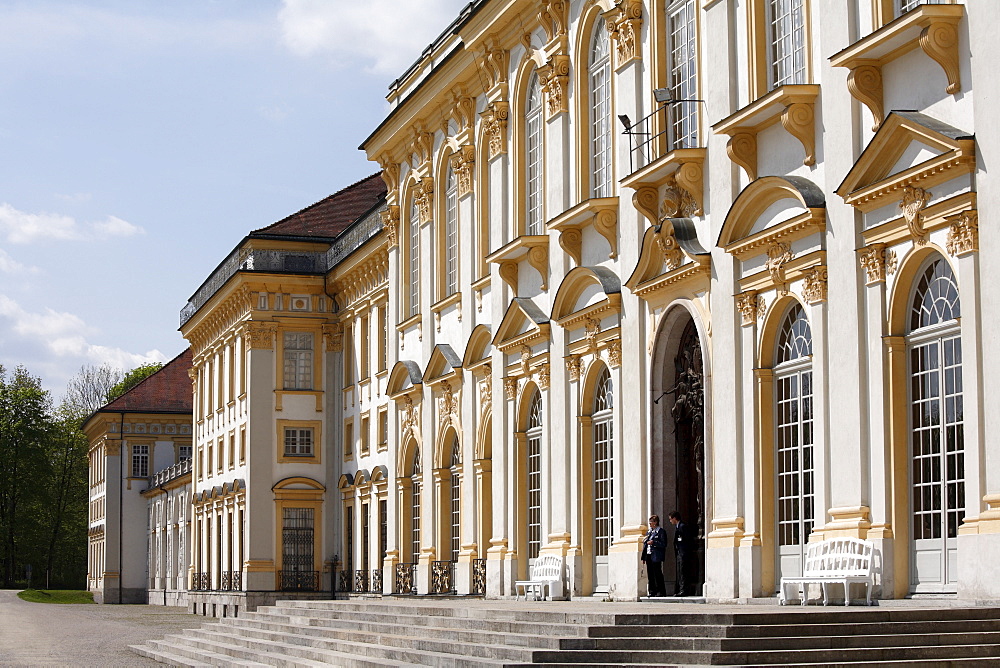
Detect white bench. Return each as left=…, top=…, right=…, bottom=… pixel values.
left=779, top=537, right=875, bottom=606
left=514, top=555, right=564, bottom=601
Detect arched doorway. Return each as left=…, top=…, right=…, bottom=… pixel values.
left=651, top=308, right=706, bottom=595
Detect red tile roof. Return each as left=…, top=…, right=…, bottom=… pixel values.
left=251, top=172, right=386, bottom=239
left=101, top=348, right=193, bottom=414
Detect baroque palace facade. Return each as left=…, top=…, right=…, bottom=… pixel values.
left=89, top=0, right=1000, bottom=612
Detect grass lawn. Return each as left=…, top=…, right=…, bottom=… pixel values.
left=17, top=589, right=95, bottom=604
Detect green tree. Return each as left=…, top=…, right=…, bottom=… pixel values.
left=0, top=365, right=52, bottom=587
left=105, top=363, right=162, bottom=404
left=39, top=406, right=89, bottom=588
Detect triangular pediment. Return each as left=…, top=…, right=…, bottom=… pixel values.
left=837, top=111, right=974, bottom=203
left=492, top=298, right=550, bottom=352
left=424, top=344, right=462, bottom=384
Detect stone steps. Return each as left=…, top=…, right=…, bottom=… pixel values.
left=131, top=599, right=1000, bottom=666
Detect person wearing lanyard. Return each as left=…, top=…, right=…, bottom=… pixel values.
left=669, top=510, right=695, bottom=596
left=641, top=515, right=667, bottom=597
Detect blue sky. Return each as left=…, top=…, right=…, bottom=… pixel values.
left=0, top=0, right=467, bottom=398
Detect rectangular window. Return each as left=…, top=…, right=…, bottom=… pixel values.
left=239, top=336, right=246, bottom=396
left=216, top=352, right=224, bottom=408
left=898, top=0, right=943, bottom=16
left=179, top=445, right=192, bottom=462
left=379, top=498, right=387, bottom=563
left=343, top=325, right=354, bottom=386
left=228, top=433, right=235, bottom=468
left=767, top=0, right=806, bottom=89
left=408, top=202, right=420, bottom=318
left=444, top=173, right=459, bottom=294
left=198, top=446, right=204, bottom=479
left=227, top=343, right=235, bottom=403
left=360, top=315, right=370, bottom=380
left=283, top=332, right=313, bottom=390
left=217, top=437, right=224, bottom=472
left=344, top=421, right=354, bottom=458
left=360, top=416, right=370, bottom=455
left=132, top=444, right=149, bottom=478
left=284, top=428, right=314, bottom=457
left=378, top=409, right=388, bottom=451
left=240, top=428, right=246, bottom=463
left=344, top=507, right=354, bottom=575
left=207, top=442, right=213, bottom=476
left=667, top=0, right=699, bottom=150
left=361, top=502, right=370, bottom=573
left=377, top=306, right=387, bottom=372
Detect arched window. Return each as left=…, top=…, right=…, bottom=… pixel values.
left=526, top=390, right=544, bottom=560
left=667, top=0, right=698, bottom=149
left=443, top=168, right=458, bottom=296
left=589, top=19, right=613, bottom=198
left=449, top=438, right=462, bottom=563
left=407, top=199, right=420, bottom=318
left=410, top=447, right=422, bottom=563
left=908, top=257, right=963, bottom=590
left=526, top=73, right=545, bottom=235
left=593, top=368, right=614, bottom=559
left=774, top=303, right=814, bottom=577
left=767, top=0, right=806, bottom=89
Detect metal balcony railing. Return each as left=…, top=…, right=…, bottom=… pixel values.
left=622, top=100, right=703, bottom=175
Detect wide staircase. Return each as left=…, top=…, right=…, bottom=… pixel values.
left=132, top=598, right=1000, bottom=667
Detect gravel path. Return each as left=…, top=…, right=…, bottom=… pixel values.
left=0, top=589, right=202, bottom=667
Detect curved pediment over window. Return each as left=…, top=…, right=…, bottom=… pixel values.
left=551, top=266, right=622, bottom=327
left=462, top=324, right=493, bottom=369
left=387, top=360, right=423, bottom=399
left=492, top=297, right=550, bottom=353
left=718, top=176, right=826, bottom=259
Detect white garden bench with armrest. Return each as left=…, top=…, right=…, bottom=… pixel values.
left=514, top=555, right=564, bottom=601
left=779, top=537, right=875, bottom=606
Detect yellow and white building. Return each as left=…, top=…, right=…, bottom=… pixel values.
left=97, top=0, right=1000, bottom=611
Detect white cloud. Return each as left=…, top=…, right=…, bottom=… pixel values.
left=0, top=248, right=38, bottom=275
left=0, top=203, right=144, bottom=244
left=278, top=0, right=466, bottom=75
left=0, top=295, right=165, bottom=371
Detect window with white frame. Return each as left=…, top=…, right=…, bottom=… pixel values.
left=908, top=259, right=964, bottom=547
left=774, top=304, right=814, bottom=550
left=282, top=332, right=313, bottom=390
left=408, top=200, right=420, bottom=318
left=525, top=73, right=545, bottom=235
left=410, top=447, right=422, bottom=562
left=593, top=368, right=614, bottom=558
left=767, top=0, right=807, bottom=89
left=667, top=0, right=699, bottom=149
left=589, top=19, right=613, bottom=198
left=898, top=0, right=944, bottom=17
left=444, top=168, right=459, bottom=296
left=132, top=443, right=149, bottom=478
left=284, top=427, right=313, bottom=457
left=526, top=391, right=543, bottom=560
left=449, top=438, right=462, bottom=563
left=178, top=444, right=192, bottom=462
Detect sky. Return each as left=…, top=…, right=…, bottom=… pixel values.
left=0, top=0, right=468, bottom=399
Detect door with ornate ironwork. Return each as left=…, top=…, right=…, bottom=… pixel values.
left=282, top=507, right=315, bottom=591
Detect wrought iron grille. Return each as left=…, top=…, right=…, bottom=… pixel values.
left=623, top=101, right=702, bottom=175
left=371, top=568, right=383, bottom=594
left=192, top=572, right=210, bottom=591
left=431, top=560, right=456, bottom=594
left=354, top=569, right=369, bottom=593
left=280, top=569, right=319, bottom=591
left=338, top=570, right=352, bottom=593
left=472, top=558, right=486, bottom=595
left=220, top=571, right=232, bottom=591
left=231, top=570, right=242, bottom=591
left=395, top=563, right=416, bottom=594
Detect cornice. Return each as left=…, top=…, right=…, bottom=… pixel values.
left=737, top=249, right=827, bottom=293
left=724, top=209, right=826, bottom=260
left=861, top=190, right=976, bottom=247
left=629, top=261, right=710, bottom=302
left=841, top=149, right=975, bottom=213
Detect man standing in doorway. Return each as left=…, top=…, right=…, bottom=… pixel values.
left=669, top=511, right=695, bottom=596
left=642, top=515, right=667, bottom=597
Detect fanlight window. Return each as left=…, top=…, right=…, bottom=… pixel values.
left=909, top=259, right=960, bottom=333
left=776, top=303, right=813, bottom=364
left=526, top=390, right=543, bottom=559
left=526, top=74, right=545, bottom=235
left=592, top=368, right=614, bottom=557
left=589, top=19, right=613, bottom=198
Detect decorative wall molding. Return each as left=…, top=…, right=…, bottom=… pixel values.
left=245, top=321, right=278, bottom=350
left=900, top=185, right=932, bottom=245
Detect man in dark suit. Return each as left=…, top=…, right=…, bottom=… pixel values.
left=641, top=515, right=667, bottom=597
left=669, top=511, right=695, bottom=596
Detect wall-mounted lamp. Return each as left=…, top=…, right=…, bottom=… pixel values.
left=618, top=114, right=632, bottom=132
